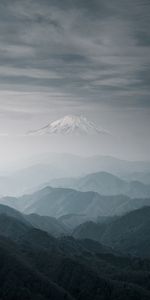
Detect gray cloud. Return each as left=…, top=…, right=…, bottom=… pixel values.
left=0, top=0, right=149, bottom=107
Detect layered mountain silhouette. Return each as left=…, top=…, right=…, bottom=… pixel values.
left=0, top=204, right=69, bottom=237
left=50, top=171, right=150, bottom=198
left=1, top=157, right=150, bottom=299
left=73, top=206, right=150, bottom=258
left=1, top=155, right=150, bottom=196
left=1, top=186, right=150, bottom=220
left=0, top=209, right=150, bottom=299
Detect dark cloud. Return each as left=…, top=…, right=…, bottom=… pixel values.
left=0, top=0, right=149, bottom=109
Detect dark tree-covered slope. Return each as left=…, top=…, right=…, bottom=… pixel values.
left=0, top=213, right=150, bottom=299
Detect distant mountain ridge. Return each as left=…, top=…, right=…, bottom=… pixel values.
left=1, top=154, right=150, bottom=196
left=50, top=171, right=150, bottom=198
left=1, top=186, right=150, bottom=220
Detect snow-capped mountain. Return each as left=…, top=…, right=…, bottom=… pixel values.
left=28, top=115, right=109, bottom=136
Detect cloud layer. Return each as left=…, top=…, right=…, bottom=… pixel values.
left=0, top=0, right=149, bottom=108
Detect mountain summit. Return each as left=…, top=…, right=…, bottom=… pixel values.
left=28, top=115, right=109, bottom=136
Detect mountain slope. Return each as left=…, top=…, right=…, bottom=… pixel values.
left=22, top=187, right=134, bottom=218
left=0, top=203, right=28, bottom=224
left=28, top=115, right=108, bottom=136
left=0, top=203, right=69, bottom=237
left=50, top=171, right=150, bottom=198
left=1, top=186, right=150, bottom=220
left=58, top=213, right=92, bottom=230
left=1, top=213, right=150, bottom=299
left=101, top=206, right=150, bottom=257
left=25, top=213, right=69, bottom=237
left=73, top=207, right=150, bottom=258
left=73, top=221, right=107, bottom=241
left=0, top=235, right=73, bottom=300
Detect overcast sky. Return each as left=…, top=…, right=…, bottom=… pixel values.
left=0, top=0, right=150, bottom=165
